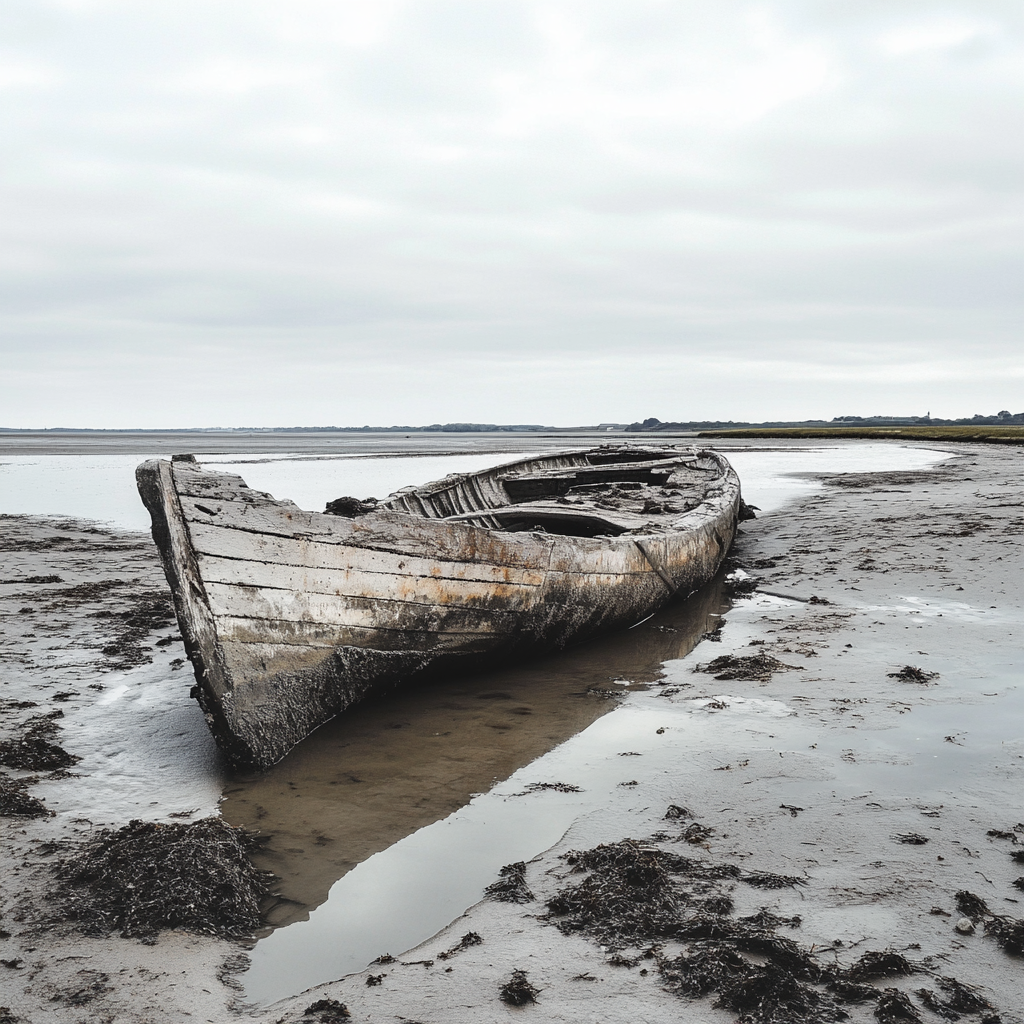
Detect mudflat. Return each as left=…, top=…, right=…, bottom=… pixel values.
left=0, top=442, right=1020, bottom=1023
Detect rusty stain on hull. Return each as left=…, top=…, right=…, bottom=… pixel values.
left=136, top=445, right=743, bottom=771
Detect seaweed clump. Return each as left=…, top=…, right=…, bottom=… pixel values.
left=0, top=714, right=80, bottom=772
left=324, top=496, right=378, bottom=518
left=520, top=781, right=582, bottom=794
left=484, top=862, right=534, bottom=904
left=660, top=937, right=834, bottom=1023
left=302, top=998, right=350, bottom=1021
left=842, top=951, right=920, bottom=982
left=546, top=839, right=840, bottom=1023
left=887, top=666, right=938, bottom=684
left=499, top=969, right=539, bottom=1006
left=916, top=976, right=994, bottom=1018
left=438, top=931, right=483, bottom=960
left=548, top=840, right=689, bottom=944
left=955, top=890, right=1024, bottom=957
left=543, top=837, right=1001, bottom=1024
left=874, top=988, right=921, bottom=1023
left=0, top=773, right=50, bottom=818
left=695, top=653, right=801, bottom=683
left=55, top=818, right=272, bottom=939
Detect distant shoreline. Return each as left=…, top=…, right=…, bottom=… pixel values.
left=698, top=424, right=1024, bottom=444
left=1, top=410, right=1022, bottom=435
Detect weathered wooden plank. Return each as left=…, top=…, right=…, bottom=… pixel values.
left=216, top=617, right=500, bottom=653
left=201, top=554, right=634, bottom=610
left=204, top=581, right=521, bottom=634
left=185, top=515, right=648, bottom=578
left=186, top=521, right=557, bottom=583
left=199, top=556, right=542, bottom=608
left=172, top=465, right=284, bottom=503
left=197, top=552, right=545, bottom=600
left=136, top=461, right=229, bottom=697
left=177, top=494, right=558, bottom=569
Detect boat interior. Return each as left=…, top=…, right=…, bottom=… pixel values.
left=326, top=447, right=728, bottom=538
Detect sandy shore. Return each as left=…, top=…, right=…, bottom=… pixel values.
left=1, top=443, right=1021, bottom=1023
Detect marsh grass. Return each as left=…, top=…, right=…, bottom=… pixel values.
left=698, top=426, right=1024, bottom=444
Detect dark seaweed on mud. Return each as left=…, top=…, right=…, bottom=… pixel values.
left=916, top=976, right=995, bottom=1018
left=874, top=987, right=921, bottom=1023
left=0, top=714, right=80, bottom=772
left=842, top=950, right=921, bottom=981
left=499, top=969, right=539, bottom=1006
left=54, top=818, right=272, bottom=940
left=484, top=862, right=535, bottom=904
left=887, top=665, right=939, bottom=684
left=543, top=838, right=1000, bottom=1024
left=16, top=574, right=177, bottom=670
left=0, top=772, right=50, bottom=818
left=956, top=890, right=1024, bottom=957
left=437, top=931, right=483, bottom=960
left=92, top=591, right=176, bottom=670
left=694, top=653, right=801, bottom=683
left=302, top=998, right=351, bottom=1021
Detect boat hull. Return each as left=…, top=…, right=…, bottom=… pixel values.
left=137, top=448, right=742, bottom=771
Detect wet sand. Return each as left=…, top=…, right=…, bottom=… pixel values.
left=1, top=442, right=1021, bottom=1022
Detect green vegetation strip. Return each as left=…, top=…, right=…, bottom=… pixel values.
left=697, top=426, right=1024, bottom=444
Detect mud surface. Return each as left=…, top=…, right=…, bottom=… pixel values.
left=0, top=441, right=1020, bottom=1023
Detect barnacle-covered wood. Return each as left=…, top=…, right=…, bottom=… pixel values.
left=136, top=446, right=742, bottom=771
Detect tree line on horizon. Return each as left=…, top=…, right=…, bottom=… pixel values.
left=626, top=411, right=1024, bottom=431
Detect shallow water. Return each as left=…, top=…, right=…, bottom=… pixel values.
left=0, top=437, right=948, bottom=528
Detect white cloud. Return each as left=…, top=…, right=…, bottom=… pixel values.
left=170, top=59, right=320, bottom=97
left=0, top=56, right=58, bottom=89
left=879, top=18, right=993, bottom=55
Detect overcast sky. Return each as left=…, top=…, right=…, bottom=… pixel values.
left=2, top=1, right=1021, bottom=428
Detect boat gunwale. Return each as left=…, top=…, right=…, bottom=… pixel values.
left=168, top=445, right=737, bottom=563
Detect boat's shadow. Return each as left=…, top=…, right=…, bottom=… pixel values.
left=220, top=571, right=731, bottom=930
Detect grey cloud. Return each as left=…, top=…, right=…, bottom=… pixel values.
left=0, top=0, right=1021, bottom=426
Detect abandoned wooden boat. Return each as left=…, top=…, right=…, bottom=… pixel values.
left=137, top=445, right=744, bottom=772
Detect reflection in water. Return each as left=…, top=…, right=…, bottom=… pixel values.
left=220, top=572, right=731, bottom=931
